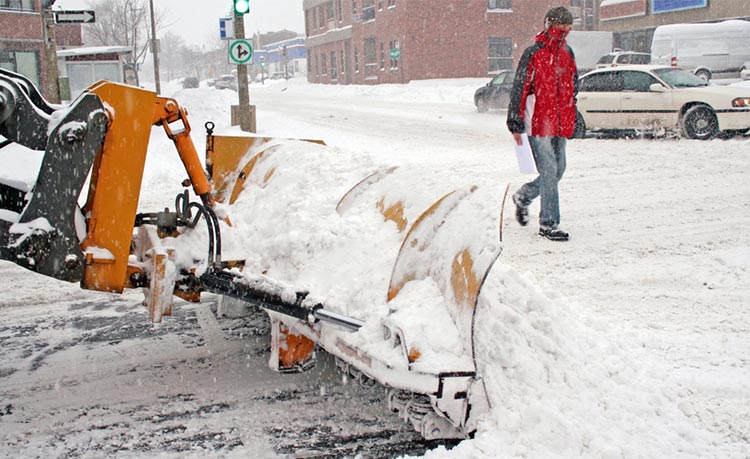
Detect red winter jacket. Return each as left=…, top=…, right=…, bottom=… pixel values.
left=506, top=29, right=578, bottom=138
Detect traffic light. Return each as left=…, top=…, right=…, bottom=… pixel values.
left=234, top=0, right=250, bottom=15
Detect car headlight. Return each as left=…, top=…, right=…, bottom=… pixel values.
left=732, top=97, right=750, bottom=107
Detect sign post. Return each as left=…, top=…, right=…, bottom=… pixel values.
left=232, top=13, right=255, bottom=133
left=390, top=47, right=404, bottom=84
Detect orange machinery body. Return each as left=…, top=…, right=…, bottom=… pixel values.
left=79, top=81, right=210, bottom=293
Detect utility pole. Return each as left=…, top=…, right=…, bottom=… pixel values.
left=233, top=9, right=254, bottom=132
left=40, top=0, right=60, bottom=103
left=283, top=45, right=288, bottom=80
left=149, top=0, right=160, bottom=93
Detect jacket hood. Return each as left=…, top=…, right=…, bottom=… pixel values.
left=535, top=29, right=568, bottom=47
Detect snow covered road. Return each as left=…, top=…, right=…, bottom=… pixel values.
left=1, top=78, right=749, bottom=458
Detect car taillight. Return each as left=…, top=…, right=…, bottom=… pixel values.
left=732, top=97, right=750, bottom=107
left=671, top=56, right=678, bottom=67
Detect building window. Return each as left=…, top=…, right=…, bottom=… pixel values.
left=364, top=37, right=377, bottom=79
left=326, top=1, right=335, bottom=25
left=378, top=0, right=383, bottom=10
left=0, top=0, right=34, bottom=11
left=354, top=47, right=360, bottom=73
left=0, top=50, right=39, bottom=87
left=68, top=62, right=120, bottom=95
left=317, top=6, right=325, bottom=28
left=388, top=0, right=395, bottom=6
left=362, top=0, right=375, bottom=21
left=338, top=0, right=343, bottom=21
left=488, top=0, right=512, bottom=10
left=488, top=37, right=513, bottom=72
left=322, top=53, right=327, bottom=75
left=352, top=0, right=357, bottom=16
left=389, top=40, right=399, bottom=69
left=331, top=51, right=338, bottom=80
left=340, top=49, right=346, bottom=75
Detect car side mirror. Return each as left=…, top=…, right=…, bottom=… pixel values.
left=649, top=83, right=667, bottom=93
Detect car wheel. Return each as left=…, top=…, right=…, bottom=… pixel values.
left=681, top=105, right=719, bottom=140
left=694, top=69, right=711, bottom=82
left=476, top=98, right=489, bottom=113
left=572, top=111, right=586, bottom=139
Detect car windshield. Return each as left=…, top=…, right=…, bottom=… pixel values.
left=491, top=74, right=506, bottom=85
left=653, top=68, right=708, bottom=88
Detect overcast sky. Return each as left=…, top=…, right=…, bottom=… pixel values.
left=53, top=0, right=305, bottom=48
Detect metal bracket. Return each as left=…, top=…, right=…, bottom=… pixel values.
left=0, top=70, right=108, bottom=282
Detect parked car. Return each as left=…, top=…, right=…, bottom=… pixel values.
left=474, top=70, right=514, bottom=112
left=574, top=65, right=750, bottom=140
left=741, top=61, right=750, bottom=81
left=182, top=76, right=199, bottom=89
left=650, top=20, right=750, bottom=81
left=596, top=51, right=650, bottom=69
left=214, top=74, right=237, bottom=90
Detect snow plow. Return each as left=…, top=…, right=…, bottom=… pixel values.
left=0, top=70, right=507, bottom=440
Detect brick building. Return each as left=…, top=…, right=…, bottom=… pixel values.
left=303, top=0, right=577, bottom=85
left=598, top=0, right=750, bottom=52
left=0, top=0, right=82, bottom=98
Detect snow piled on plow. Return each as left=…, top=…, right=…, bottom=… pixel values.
left=207, top=137, right=505, bottom=372
left=180, top=133, right=726, bottom=457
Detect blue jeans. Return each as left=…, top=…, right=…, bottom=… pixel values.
left=515, top=136, right=567, bottom=228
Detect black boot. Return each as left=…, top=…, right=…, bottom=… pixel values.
left=539, top=226, right=569, bottom=241
left=512, top=193, right=529, bottom=226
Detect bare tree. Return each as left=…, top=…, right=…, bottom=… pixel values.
left=83, top=0, right=171, bottom=82
left=159, top=31, right=184, bottom=81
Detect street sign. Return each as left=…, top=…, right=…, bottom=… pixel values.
left=389, top=48, right=401, bottom=59
left=219, top=17, right=235, bottom=40
left=228, top=39, right=253, bottom=65
left=54, top=10, right=95, bottom=24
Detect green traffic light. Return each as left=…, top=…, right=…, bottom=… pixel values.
left=234, top=0, right=250, bottom=14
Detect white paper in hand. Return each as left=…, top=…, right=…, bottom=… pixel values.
left=514, top=134, right=537, bottom=174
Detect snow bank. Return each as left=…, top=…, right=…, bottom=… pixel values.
left=402, top=263, right=725, bottom=458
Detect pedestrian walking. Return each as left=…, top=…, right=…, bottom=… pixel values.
left=507, top=6, right=578, bottom=241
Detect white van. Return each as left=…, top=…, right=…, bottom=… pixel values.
left=650, top=20, right=750, bottom=81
